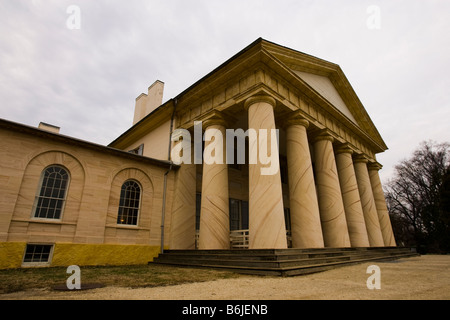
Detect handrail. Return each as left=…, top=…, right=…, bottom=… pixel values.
left=194, top=229, right=292, bottom=249
left=230, top=229, right=249, bottom=249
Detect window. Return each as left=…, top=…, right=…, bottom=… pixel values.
left=33, top=165, right=70, bottom=219
left=23, top=244, right=53, bottom=265
left=128, top=144, right=144, bottom=155
left=284, top=208, right=292, bottom=248
left=117, top=180, right=141, bottom=225
left=284, top=208, right=291, bottom=233
left=229, top=198, right=249, bottom=231
left=280, top=155, right=288, bottom=184
left=195, top=193, right=201, bottom=231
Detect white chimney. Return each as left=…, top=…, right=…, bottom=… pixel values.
left=133, top=80, right=164, bottom=125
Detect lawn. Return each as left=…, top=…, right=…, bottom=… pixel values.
left=0, top=264, right=241, bottom=294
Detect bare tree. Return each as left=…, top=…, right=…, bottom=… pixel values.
left=384, top=141, right=450, bottom=253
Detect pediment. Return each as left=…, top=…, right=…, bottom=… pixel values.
left=111, top=38, right=387, bottom=154
left=292, top=70, right=359, bottom=125
left=259, top=39, right=387, bottom=152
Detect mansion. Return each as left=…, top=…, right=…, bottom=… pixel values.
left=0, top=38, right=395, bottom=269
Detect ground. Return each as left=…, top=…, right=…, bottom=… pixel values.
left=1, top=255, right=449, bottom=300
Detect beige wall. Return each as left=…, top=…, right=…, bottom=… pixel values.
left=124, top=120, right=171, bottom=161
left=0, top=125, right=175, bottom=255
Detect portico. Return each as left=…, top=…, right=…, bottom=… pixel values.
left=168, top=38, right=396, bottom=251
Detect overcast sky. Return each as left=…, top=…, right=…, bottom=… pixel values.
left=1, top=0, right=449, bottom=183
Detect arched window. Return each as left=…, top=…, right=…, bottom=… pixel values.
left=33, top=165, right=70, bottom=219
left=117, top=180, right=141, bottom=225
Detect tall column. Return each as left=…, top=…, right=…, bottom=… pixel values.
left=170, top=141, right=196, bottom=249
left=245, top=95, right=287, bottom=249
left=335, top=145, right=370, bottom=247
left=286, top=116, right=324, bottom=248
left=368, top=162, right=396, bottom=246
left=353, top=155, right=384, bottom=247
left=313, top=131, right=350, bottom=247
left=198, top=116, right=230, bottom=249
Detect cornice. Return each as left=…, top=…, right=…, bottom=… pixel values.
left=111, top=38, right=388, bottom=157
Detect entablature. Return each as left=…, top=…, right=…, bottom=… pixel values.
left=175, top=64, right=380, bottom=161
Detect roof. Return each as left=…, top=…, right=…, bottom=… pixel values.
left=0, top=118, right=175, bottom=168
left=109, top=38, right=388, bottom=153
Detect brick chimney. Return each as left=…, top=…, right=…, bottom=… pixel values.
left=133, top=80, right=164, bottom=125
left=38, top=122, right=60, bottom=134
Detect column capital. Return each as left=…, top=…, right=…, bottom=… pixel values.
left=283, top=111, right=310, bottom=129
left=313, top=129, right=334, bottom=143
left=201, top=110, right=229, bottom=129
left=335, top=143, right=354, bottom=155
left=244, top=95, right=276, bottom=110
left=353, top=154, right=369, bottom=164
left=368, top=161, right=383, bottom=171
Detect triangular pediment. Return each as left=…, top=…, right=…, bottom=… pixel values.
left=292, top=70, right=359, bottom=125
left=110, top=38, right=387, bottom=154
left=259, top=39, right=387, bottom=152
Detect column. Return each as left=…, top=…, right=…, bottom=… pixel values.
left=198, top=116, right=230, bottom=249
left=335, top=145, right=370, bottom=247
left=353, top=155, right=384, bottom=247
left=368, top=162, right=396, bottom=246
left=170, top=141, right=196, bottom=249
left=286, top=116, right=324, bottom=248
left=245, top=95, right=287, bottom=249
left=313, top=131, right=350, bottom=247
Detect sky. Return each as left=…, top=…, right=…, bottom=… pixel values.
left=1, top=0, right=449, bottom=183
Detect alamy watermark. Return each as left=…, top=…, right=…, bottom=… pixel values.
left=366, top=265, right=381, bottom=289
left=366, top=5, right=381, bottom=30
left=66, top=265, right=81, bottom=290
left=171, top=121, right=280, bottom=176
left=66, top=5, right=81, bottom=30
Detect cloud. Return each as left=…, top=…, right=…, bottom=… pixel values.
left=0, top=0, right=449, bottom=181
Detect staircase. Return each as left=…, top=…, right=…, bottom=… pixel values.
left=151, top=247, right=419, bottom=276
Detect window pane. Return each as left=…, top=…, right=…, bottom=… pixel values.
left=241, top=201, right=249, bottom=230
left=195, top=193, right=201, bottom=231
left=117, top=180, right=141, bottom=225
left=23, top=244, right=52, bottom=263
left=229, top=199, right=240, bottom=231
left=34, top=166, right=69, bottom=219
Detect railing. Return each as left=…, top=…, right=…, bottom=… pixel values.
left=194, top=229, right=291, bottom=249
left=195, top=231, right=200, bottom=249
left=230, top=229, right=249, bottom=249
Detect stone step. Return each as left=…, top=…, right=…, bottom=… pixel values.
left=153, top=252, right=415, bottom=269
left=151, top=247, right=418, bottom=276
left=153, top=252, right=418, bottom=277
left=157, top=248, right=412, bottom=262
left=162, top=246, right=410, bottom=254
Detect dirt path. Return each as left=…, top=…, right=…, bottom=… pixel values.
left=1, top=255, right=449, bottom=300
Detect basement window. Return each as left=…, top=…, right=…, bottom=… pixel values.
left=22, top=244, right=54, bottom=266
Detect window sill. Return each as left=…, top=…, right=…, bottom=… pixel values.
left=12, top=218, right=76, bottom=225
left=105, top=224, right=150, bottom=231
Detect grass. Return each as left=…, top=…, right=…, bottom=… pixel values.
left=0, top=264, right=242, bottom=294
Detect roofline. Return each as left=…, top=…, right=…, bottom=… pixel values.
left=109, top=37, right=387, bottom=152
left=108, top=38, right=267, bottom=147
left=0, top=118, right=176, bottom=168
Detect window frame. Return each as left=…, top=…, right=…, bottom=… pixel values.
left=22, top=243, right=54, bottom=267
left=31, top=165, right=70, bottom=221
left=229, top=198, right=249, bottom=231
left=117, top=179, right=142, bottom=226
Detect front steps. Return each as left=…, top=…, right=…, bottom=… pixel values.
left=151, top=247, right=419, bottom=276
